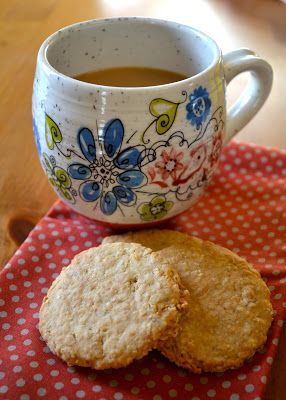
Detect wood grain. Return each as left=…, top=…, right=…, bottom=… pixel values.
left=0, top=0, right=285, bottom=398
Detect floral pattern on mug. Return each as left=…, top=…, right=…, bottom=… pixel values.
left=37, top=88, right=225, bottom=220
left=67, top=119, right=147, bottom=215
left=42, top=153, right=76, bottom=203
left=147, top=147, right=185, bottom=188
left=137, top=195, right=173, bottom=221
left=173, top=143, right=207, bottom=186
left=146, top=142, right=208, bottom=190
left=186, top=86, right=212, bottom=128
left=140, top=93, right=188, bottom=143
left=209, top=131, right=223, bottom=167
left=155, top=147, right=185, bottom=180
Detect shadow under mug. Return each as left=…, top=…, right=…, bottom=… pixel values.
left=32, top=17, right=273, bottom=227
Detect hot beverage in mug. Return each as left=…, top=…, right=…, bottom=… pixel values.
left=74, top=66, right=187, bottom=87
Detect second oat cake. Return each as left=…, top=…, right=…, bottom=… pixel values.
left=103, top=229, right=273, bottom=372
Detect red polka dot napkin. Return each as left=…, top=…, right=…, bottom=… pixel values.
left=1, top=141, right=286, bottom=400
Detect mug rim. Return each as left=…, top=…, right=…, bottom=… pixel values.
left=39, top=17, right=222, bottom=92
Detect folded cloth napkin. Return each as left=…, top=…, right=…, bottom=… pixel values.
left=0, top=141, right=286, bottom=400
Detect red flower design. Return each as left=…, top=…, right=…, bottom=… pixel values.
left=209, top=132, right=223, bottom=167
left=174, top=143, right=207, bottom=185
left=154, top=147, right=185, bottom=181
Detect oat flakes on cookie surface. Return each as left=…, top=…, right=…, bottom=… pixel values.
left=39, top=242, right=189, bottom=370
left=157, top=241, right=273, bottom=373
left=103, top=229, right=273, bottom=373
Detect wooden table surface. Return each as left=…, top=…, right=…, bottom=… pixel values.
left=0, top=0, right=285, bottom=398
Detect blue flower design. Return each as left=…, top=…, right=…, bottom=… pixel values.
left=32, top=118, right=41, bottom=154
left=68, top=119, right=146, bottom=215
left=186, top=86, right=212, bottom=128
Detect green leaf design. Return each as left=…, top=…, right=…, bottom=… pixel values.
left=54, top=167, right=71, bottom=188
left=42, top=153, right=75, bottom=204
left=45, top=114, right=62, bottom=149
left=42, top=152, right=53, bottom=172
left=48, top=177, right=59, bottom=188
left=149, top=99, right=179, bottom=134
left=59, top=187, right=73, bottom=201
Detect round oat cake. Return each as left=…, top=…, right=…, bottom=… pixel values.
left=156, top=241, right=273, bottom=372
left=39, top=242, right=189, bottom=369
left=103, top=229, right=273, bottom=372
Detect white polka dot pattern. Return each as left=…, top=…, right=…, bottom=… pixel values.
left=0, top=142, right=285, bottom=399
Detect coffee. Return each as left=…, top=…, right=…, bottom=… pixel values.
left=74, top=66, right=187, bottom=87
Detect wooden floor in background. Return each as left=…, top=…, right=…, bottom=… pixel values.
left=0, top=1, right=285, bottom=399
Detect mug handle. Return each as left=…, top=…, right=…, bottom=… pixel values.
left=223, top=48, right=273, bottom=144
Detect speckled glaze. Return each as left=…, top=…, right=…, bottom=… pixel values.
left=32, top=18, right=272, bottom=225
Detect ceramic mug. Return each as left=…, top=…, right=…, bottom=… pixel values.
left=32, top=17, right=272, bottom=227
